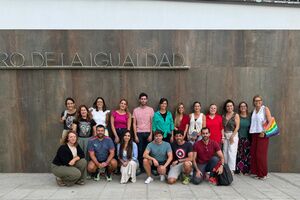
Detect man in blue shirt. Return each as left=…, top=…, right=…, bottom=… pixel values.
left=87, top=125, right=117, bottom=181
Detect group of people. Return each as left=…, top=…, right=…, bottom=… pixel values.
left=52, top=93, right=273, bottom=186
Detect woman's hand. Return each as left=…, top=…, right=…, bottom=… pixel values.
left=259, top=132, right=265, bottom=138
left=68, top=159, right=76, bottom=166
left=229, top=136, right=234, bottom=144
left=122, top=161, right=128, bottom=167
left=114, top=136, right=120, bottom=144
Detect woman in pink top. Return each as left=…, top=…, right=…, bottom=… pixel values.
left=206, top=104, right=224, bottom=146
left=111, top=99, right=132, bottom=144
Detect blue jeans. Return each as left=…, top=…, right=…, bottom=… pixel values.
left=137, top=132, right=150, bottom=171
left=192, top=156, right=219, bottom=185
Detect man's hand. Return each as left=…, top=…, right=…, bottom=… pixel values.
left=135, top=136, right=139, bottom=143
left=216, top=165, right=224, bottom=175
left=195, top=170, right=202, bottom=178
left=171, top=160, right=178, bottom=166
left=147, top=134, right=152, bottom=142
left=100, top=162, right=108, bottom=168
left=152, top=159, right=159, bottom=167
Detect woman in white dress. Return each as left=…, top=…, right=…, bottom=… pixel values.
left=117, top=130, right=138, bottom=184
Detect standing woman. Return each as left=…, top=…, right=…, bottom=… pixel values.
left=206, top=104, right=224, bottom=146
left=111, top=99, right=132, bottom=144
left=188, top=101, right=206, bottom=141
left=72, top=105, right=96, bottom=160
left=90, top=97, right=110, bottom=136
left=222, top=99, right=240, bottom=173
left=236, top=101, right=251, bottom=175
left=249, top=95, right=272, bottom=180
left=174, top=103, right=190, bottom=140
left=60, top=97, right=77, bottom=144
left=52, top=130, right=87, bottom=186
left=152, top=98, right=174, bottom=143
left=117, top=130, right=138, bottom=184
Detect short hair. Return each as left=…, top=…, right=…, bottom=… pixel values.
left=193, top=101, right=201, bottom=108
left=252, top=95, right=263, bottom=106
left=238, top=101, right=249, bottom=114
left=174, top=130, right=184, bottom=136
left=96, top=124, right=105, bottom=130
left=159, top=98, right=168, bottom=105
left=65, top=97, right=75, bottom=106
left=139, top=92, right=148, bottom=99
left=201, top=127, right=210, bottom=133
left=154, top=130, right=163, bottom=136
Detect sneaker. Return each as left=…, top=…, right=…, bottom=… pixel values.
left=75, top=179, right=85, bottom=185
left=145, top=176, right=154, bottom=184
left=160, top=175, right=166, bottom=182
left=106, top=173, right=112, bottom=182
left=208, top=177, right=218, bottom=185
left=94, top=171, right=100, bottom=181
left=182, top=175, right=190, bottom=185
left=56, top=177, right=66, bottom=187
left=86, top=175, right=92, bottom=180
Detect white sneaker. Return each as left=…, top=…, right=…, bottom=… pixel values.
left=145, top=176, right=154, bottom=184
left=160, top=175, right=165, bottom=182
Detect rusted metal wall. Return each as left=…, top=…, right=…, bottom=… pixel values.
left=0, top=30, right=299, bottom=172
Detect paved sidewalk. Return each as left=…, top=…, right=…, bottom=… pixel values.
left=0, top=173, right=299, bottom=200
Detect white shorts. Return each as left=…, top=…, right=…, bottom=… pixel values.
left=168, top=161, right=192, bottom=179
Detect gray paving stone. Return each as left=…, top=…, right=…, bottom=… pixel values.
left=0, top=173, right=300, bottom=200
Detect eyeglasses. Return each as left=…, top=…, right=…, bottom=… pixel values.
left=254, top=99, right=262, bottom=102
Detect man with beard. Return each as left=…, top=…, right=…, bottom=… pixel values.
left=167, top=130, right=193, bottom=185
left=87, top=125, right=117, bottom=181
left=192, top=127, right=224, bottom=185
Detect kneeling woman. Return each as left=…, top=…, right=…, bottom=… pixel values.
left=52, top=130, right=87, bottom=186
left=117, top=130, right=138, bottom=184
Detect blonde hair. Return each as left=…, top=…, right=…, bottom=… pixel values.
left=174, top=102, right=184, bottom=128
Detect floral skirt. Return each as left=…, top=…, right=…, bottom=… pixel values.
left=235, top=137, right=251, bottom=174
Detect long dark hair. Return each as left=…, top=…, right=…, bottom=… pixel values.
left=223, top=99, right=235, bottom=114
left=92, top=97, right=107, bottom=111
left=119, top=130, right=133, bottom=160
left=77, top=105, right=92, bottom=121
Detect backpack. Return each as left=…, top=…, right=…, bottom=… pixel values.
left=217, top=164, right=233, bottom=186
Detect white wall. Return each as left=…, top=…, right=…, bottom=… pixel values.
left=1, top=0, right=300, bottom=29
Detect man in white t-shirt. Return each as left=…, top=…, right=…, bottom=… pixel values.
left=133, top=92, right=154, bottom=175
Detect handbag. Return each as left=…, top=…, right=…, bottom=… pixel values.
left=263, top=117, right=280, bottom=138
left=217, top=164, right=233, bottom=186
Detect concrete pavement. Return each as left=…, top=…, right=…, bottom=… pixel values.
left=0, top=173, right=299, bottom=200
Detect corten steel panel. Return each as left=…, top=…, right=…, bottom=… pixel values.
left=0, top=30, right=299, bottom=172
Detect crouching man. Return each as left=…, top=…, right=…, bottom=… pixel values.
left=143, top=130, right=173, bottom=184
left=87, top=125, right=117, bottom=181
left=192, top=127, right=224, bottom=185
left=167, top=130, right=193, bottom=185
